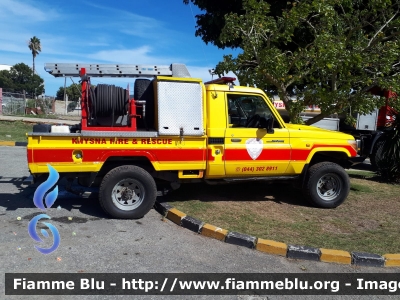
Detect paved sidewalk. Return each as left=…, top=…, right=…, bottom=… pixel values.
left=0, top=115, right=79, bottom=125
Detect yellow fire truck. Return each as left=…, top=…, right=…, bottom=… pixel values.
left=27, top=63, right=360, bottom=219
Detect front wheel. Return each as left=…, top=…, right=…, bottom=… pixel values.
left=303, top=162, right=350, bottom=208
left=99, top=165, right=157, bottom=219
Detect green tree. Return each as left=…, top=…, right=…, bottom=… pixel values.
left=188, top=0, right=400, bottom=124
left=183, top=0, right=289, bottom=48
left=28, top=36, right=41, bottom=76
left=0, top=70, right=14, bottom=89
left=184, top=0, right=244, bottom=48
left=1, top=63, right=44, bottom=96
left=56, top=83, right=82, bottom=101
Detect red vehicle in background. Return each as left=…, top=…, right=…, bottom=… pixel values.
left=361, top=87, right=398, bottom=168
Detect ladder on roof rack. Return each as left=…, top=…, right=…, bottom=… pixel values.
left=44, top=63, right=191, bottom=78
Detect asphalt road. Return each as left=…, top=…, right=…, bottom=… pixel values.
left=0, top=146, right=397, bottom=300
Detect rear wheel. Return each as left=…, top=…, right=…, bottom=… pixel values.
left=303, top=162, right=350, bottom=208
left=99, top=165, right=157, bottom=219
left=370, top=138, right=386, bottom=170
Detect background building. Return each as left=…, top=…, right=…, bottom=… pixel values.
left=0, top=64, right=12, bottom=72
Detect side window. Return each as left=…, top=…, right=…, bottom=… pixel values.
left=227, top=94, right=280, bottom=128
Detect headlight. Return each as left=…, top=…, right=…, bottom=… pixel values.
left=348, top=139, right=360, bottom=153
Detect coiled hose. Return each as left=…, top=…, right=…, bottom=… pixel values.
left=89, top=84, right=128, bottom=118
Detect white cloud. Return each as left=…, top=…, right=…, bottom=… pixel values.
left=84, top=2, right=162, bottom=24
left=87, top=42, right=110, bottom=47
left=0, top=0, right=62, bottom=55
left=82, top=2, right=185, bottom=44
left=0, top=0, right=236, bottom=96
left=88, top=46, right=183, bottom=65
left=0, top=42, right=27, bottom=54
left=0, top=29, right=35, bottom=53
left=0, top=0, right=58, bottom=22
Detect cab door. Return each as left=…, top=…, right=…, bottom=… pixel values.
left=224, top=93, right=291, bottom=176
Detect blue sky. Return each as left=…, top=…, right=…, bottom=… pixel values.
left=0, top=0, right=238, bottom=96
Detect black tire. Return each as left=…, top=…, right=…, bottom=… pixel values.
left=99, top=165, right=157, bottom=219
left=33, top=124, right=51, bottom=133
left=303, top=162, right=350, bottom=208
left=134, top=79, right=155, bottom=129
left=370, top=138, right=386, bottom=170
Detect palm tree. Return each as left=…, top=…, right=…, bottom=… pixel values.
left=28, top=36, right=41, bottom=76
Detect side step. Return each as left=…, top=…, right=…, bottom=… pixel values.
left=205, top=176, right=299, bottom=185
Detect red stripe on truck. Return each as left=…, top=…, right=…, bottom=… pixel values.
left=291, top=144, right=356, bottom=161
left=224, top=149, right=291, bottom=161
left=28, top=148, right=206, bottom=163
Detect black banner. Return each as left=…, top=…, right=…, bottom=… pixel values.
left=5, top=273, right=400, bottom=295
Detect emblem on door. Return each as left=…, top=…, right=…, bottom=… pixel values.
left=245, top=138, right=263, bottom=160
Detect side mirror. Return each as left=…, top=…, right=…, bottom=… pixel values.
left=267, top=118, right=275, bottom=134
left=259, top=117, right=275, bottom=134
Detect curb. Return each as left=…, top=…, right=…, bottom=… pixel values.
left=154, top=201, right=400, bottom=268
left=0, top=141, right=27, bottom=147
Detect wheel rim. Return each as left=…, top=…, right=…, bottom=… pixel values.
left=316, top=173, right=342, bottom=201
left=111, top=178, right=145, bottom=211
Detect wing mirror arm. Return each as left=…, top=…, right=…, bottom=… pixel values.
left=267, top=118, right=275, bottom=134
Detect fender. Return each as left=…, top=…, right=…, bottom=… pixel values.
left=368, top=131, right=385, bottom=155
left=99, top=150, right=159, bottom=169
left=304, top=145, right=355, bottom=164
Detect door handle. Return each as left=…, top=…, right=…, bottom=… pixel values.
left=266, top=140, right=284, bottom=143
left=231, top=138, right=242, bottom=142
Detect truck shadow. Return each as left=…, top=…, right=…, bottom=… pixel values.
left=164, top=181, right=310, bottom=207
left=347, top=164, right=388, bottom=183
left=350, top=163, right=373, bottom=172
left=0, top=176, right=29, bottom=192
left=0, top=178, right=108, bottom=219
left=347, top=173, right=383, bottom=182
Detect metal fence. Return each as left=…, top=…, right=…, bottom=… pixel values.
left=0, top=89, right=55, bottom=115
left=26, top=97, right=55, bottom=115
left=1, top=91, right=26, bottom=115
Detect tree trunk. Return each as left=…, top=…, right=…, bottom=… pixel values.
left=304, top=112, right=330, bottom=125
left=32, top=55, right=35, bottom=77
left=279, top=91, right=304, bottom=124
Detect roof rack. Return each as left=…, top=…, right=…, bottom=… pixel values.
left=44, top=63, right=191, bottom=78
left=204, top=77, right=236, bottom=85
